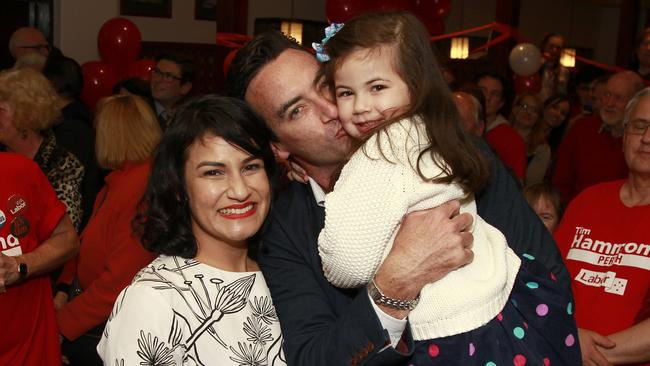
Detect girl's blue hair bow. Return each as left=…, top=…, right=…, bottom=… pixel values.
left=311, top=23, right=344, bottom=62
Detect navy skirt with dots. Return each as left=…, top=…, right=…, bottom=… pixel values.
left=411, top=254, right=581, bottom=366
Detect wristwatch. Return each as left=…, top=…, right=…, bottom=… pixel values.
left=367, top=279, right=419, bottom=311
left=17, top=259, right=28, bottom=280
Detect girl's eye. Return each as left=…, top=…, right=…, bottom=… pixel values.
left=243, top=163, right=262, bottom=173
left=371, top=85, right=386, bottom=92
left=337, top=90, right=353, bottom=98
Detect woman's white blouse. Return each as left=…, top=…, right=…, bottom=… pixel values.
left=98, top=255, right=286, bottom=366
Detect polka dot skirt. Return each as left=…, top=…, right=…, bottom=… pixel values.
left=411, top=254, right=581, bottom=365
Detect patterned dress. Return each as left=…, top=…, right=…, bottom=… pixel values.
left=98, top=255, right=286, bottom=366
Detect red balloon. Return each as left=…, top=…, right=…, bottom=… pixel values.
left=326, top=0, right=371, bottom=23
left=513, top=74, right=542, bottom=94
left=124, top=59, right=156, bottom=82
left=81, top=61, right=119, bottom=110
left=413, top=0, right=452, bottom=19
left=373, top=0, right=413, bottom=12
left=98, top=17, right=142, bottom=72
left=223, top=49, right=238, bottom=78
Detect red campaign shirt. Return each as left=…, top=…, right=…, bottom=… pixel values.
left=552, top=115, right=628, bottom=203
left=0, top=153, right=66, bottom=366
left=485, top=123, right=527, bottom=180
left=554, top=180, right=650, bottom=339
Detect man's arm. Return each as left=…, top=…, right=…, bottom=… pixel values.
left=259, top=185, right=472, bottom=366
left=0, top=215, right=79, bottom=290
left=601, top=318, right=650, bottom=365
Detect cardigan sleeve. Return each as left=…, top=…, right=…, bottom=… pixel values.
left=318, top=119, right=466, bottom=289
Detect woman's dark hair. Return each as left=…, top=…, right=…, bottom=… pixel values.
left=42, top=51, right=83, bottom=99
left=543, top=93, right=571, bottom=153
left=322, top=11, right=489, bottom=194
left=113, top=77, right=152, bottom=100
left=135, top=95, right=277, bottom=258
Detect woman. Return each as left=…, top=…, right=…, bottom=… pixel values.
left=98, top=95, right=285, bottom=365
left=55, top=95, right=161, bottom=365
left=539, top=33, right=570, bottom=101
left=0, top=67, right=84, bottom=229
left=542, top=93, right=571, bottom=155
left=510, top=92, right=550, bottom=185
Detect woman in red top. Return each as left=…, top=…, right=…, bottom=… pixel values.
left=55, top=95, right=162, bottom=366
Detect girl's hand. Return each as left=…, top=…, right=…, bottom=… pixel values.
left=286, top=160, right=308, bottom=183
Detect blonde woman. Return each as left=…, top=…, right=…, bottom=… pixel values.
left=55, top=95, right=161, bottom=366
left=0, top=68, right=84, bottom=229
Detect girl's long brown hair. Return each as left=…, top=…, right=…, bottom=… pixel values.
left=322, top=11, right=489, bottom=194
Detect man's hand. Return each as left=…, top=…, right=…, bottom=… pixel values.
left=53, top=291, right=69, bottom=310
left=0, top=253, right=20, bottom=292
left=579, top=327, right=616, bottom=366
left=373, top=200, right=473, bottom=318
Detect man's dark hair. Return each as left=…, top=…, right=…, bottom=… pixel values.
left=225, top=30, right=303, bottom=100
left=156, top=53, right=195, bottom=84
left=42, top=50, right=83, bottom=99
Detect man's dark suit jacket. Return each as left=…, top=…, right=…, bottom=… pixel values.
left=259, top=141, right=572, bottom=366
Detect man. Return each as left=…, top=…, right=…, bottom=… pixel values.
left=554, top=87, right=650, bottom=366
left=553, top=71, right=643, bottom=203
left=150, top=53, right=194, bottom=128
left=227, top=31, right=570, bottom=365
left=476, top=72, right=527, bottom=181
left=8, top=27, right=50, bottom=61
left=0, top=153, right=79, bottom=366
left=453, top=90, right=485, bottom=136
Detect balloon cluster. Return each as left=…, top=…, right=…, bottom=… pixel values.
left=81, top=18, right=156, bottom=109
left=509, top=43, right=543, bottom=94
left=325, top=0, right=451, bottom=36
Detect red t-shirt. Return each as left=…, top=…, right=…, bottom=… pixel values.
left=0, top=153, right=66, bottom=366
left=485, top=123, right=527, bottom=180
left=552, top=115, right=628, bottom=203
left=555, top=180, right=650, bottom=340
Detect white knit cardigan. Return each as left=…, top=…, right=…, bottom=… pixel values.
left=318, top=117, right=521, bottom=340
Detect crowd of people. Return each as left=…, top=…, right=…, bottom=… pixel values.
left=0, top=9, right=648, bottom=366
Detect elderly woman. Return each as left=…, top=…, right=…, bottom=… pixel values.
left=98, top=95, right=285, bottom=365
left=55, top=95, right=161, bottom=366
left=554, top=87, right=650, bottom=366
left=510, top=92, right=550, bottom=185
left=0, top=68, right=84, bottom=229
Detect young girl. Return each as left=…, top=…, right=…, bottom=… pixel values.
left=524, top=182, right=564, bottom=233
left=315, top=12, right=580, bottom=365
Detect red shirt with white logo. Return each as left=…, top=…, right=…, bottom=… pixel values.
left=555, top=180, right=650, bottom=337
left=0, top=153, right=66, bottom=366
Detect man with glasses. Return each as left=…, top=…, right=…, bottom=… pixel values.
left=8, top=27, right=51, bottom=61
left=554, top=87, right=650, bottom=366
left=553, top=71, right=643, bottom=202
left=476, top=72, right=527, bottom=182
left=150, top=54, right=194, bottom=129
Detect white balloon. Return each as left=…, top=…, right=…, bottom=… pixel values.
left=509, top=43, right=543, bottom=77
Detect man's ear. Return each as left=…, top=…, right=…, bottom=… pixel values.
left=270, top=142, right=290, bottom=163
left=180, top=82, right=193, bottom=96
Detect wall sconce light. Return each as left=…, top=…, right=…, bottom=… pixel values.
left=450, top=37, right=469, bottom=59
left=281, top=21, right=303, bottom=45
left=560, top=48, right=576, bottom=68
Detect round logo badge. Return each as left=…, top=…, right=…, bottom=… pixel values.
left=7, top=194, right=28, bottom=216
left=0, top=209, right=5, bottom=229
left=10, top=216, right=30, bottom=238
